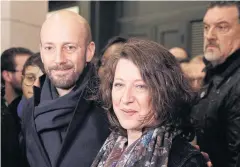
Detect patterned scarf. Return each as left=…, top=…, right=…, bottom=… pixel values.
left=91, top=126, right=178, bottom=167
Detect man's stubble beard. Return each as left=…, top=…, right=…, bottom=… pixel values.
left=47, top=69, right=79, bottom=90
left=46, top=59, right=81, bottom=90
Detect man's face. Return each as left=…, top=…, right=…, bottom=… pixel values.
left=40, top=19, right=94, bottom=90
left=11, top=54, right=30, bottom=93
left=203, top=6, right=240, bottom=65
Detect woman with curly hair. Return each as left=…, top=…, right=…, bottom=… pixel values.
left=91, top=38, right=207, bottom=167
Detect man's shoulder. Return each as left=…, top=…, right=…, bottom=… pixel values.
left=227, top=67, right=240, bottom=95
left=169, top=136, right=206, bottom=167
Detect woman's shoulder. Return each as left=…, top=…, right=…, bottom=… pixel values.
left=168, top=135, right=207, bottom=167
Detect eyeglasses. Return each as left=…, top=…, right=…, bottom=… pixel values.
left=8, top=69, right=22, bottom=73
left=22, top=67, right=43, bottom=86
left=22, top=74, right=38, bottom=86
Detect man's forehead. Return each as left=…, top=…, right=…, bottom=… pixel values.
left=40, top=23, right=87, bottom=45
left=14, top=54, right=30, bottom=66
left=204, top=6, right=239, bottom=23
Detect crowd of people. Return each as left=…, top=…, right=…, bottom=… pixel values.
left=1, top=1, right=240, bottom=167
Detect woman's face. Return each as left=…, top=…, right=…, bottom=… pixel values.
left=112, top=59, right=154, bottom=131
left=22, top=65, right=43, bottom=99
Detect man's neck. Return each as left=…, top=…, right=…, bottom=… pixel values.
left=4, top=83, right=19, bottom=105
left=56, top=86, right=75, bottom=97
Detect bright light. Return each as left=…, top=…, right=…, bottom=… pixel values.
left=47, top=6, right=79, bottom=18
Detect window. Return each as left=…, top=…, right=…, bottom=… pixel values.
left=191, top=20, right=204, bottom=57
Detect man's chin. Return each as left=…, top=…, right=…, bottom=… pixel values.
left=50, top=77, right=76, bottom=90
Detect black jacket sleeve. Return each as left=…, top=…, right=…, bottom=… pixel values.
left=182, top=154, right=208, bottom=167
left=225, top=83, right=240, bottom=167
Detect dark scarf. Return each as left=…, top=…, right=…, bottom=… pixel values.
left=91, top=126, right=178, bottom=167
left=34, top=64, right=95, bottom=166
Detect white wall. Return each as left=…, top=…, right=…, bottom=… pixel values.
left=1, top=1, right=48, bottom=53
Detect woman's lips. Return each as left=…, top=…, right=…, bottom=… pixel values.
left=121, top=109, right=137, bottom=116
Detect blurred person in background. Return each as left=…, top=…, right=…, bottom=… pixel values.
left=181, top=55, right=206, bottom=91
left=169, top=47, right=189, bottom=63
left=1, top=47, right=33, bottom=131
left=17, top=53, right=46, bottom=118
left=97, top=36, right=127, bottom=79
left=191, top=1, right=240, bottom=167
left=1, top=47, right=33, bottom=167
left=21, top=52, right=45, bottom=99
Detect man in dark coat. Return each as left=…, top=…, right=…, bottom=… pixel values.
left=1, top=96, right=24, bottom=167
left=190, top=2, right=240, bottom=167
left=21, top=11, right=110, bottom=167
left=1, top=47, right=33, bottom=132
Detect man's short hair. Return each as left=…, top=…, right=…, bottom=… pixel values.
left=1, top=47, right=33, bottom=84
left=208, top=1, right=240, bottom=21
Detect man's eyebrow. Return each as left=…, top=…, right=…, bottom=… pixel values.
left=203, top=21, right=230, bottom=26
left=41, top=42, right=54, bottom=45
left=215, top=21, right=230, bottom=25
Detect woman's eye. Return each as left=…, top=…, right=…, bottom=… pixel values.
left=136, top=85, right=146, bottom=88
left=135, top=84, right=148, bottom=91
left=113, top=83, right=123, bottom=88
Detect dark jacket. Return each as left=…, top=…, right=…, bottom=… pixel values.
left=191, top=49, right=240, bottom=167
left=8, top=95, right=22, bottom=133
left=1, top=97, right=23, bottom=167
left=169, top=136, right=207, bottom=167
left=21, top=78, right=110, bottom=167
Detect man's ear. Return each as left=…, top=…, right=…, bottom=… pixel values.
left=2, top=70, right=12, bottom=83
left=86, top=41, right=95, bottom=62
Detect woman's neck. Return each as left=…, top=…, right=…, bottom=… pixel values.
left=127, top=130, right=142, bottom=147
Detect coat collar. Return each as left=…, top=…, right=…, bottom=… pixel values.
left=31, top=75, right=99, bottom=167
left=203, top=49, right=240, bottom=88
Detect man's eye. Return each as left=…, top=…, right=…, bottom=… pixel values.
left=204, top=25, right=209, bottom=31
left=44, top=46, right=53, bottom=50
left=65, top=45, right=77, bottom=51
left=217, top=25, right=228, bottom=31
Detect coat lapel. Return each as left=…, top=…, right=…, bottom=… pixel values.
left=31, top=86, right=52, bottom=167
left=55, top=96, right=92, bottom=167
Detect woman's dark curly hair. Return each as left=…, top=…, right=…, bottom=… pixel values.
left=100, top=38, right=196, bottom=137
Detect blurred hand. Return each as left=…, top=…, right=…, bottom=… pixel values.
left=194, top=145, right=213, bottom=167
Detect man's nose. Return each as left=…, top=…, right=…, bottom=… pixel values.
left=205, top=27, right=217, bottom=40
left=33, top=78, right=41, bottom=88
left=55, top=49, right=66, bottom=64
